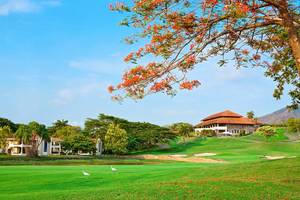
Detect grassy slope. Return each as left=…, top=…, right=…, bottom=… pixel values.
left=1, top=133, right=300, bottom=200
left=136, top=132, right=300, bottom=163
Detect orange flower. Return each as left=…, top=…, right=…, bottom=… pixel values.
left=180, top=80, right=200, bottom=90
left=253, top=54, right=261, bottom=60
left=107, top=85, right=115, bottom=93
left=124, top=52, right=134, bottom=62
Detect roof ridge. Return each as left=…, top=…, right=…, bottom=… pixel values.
left=202, top=110, right=243, bottom=121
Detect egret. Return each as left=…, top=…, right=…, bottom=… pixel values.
left=111, top=166, right=117, bottom=172
left=82, top=171, right=90, bottom=176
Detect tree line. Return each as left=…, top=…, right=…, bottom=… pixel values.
left=0, top=115, right=195, bottom=156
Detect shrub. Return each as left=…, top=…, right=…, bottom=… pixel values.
left=199, top=130, right=217, bottom=137
left=256, top=126, right=276, bottom=138
left=189, top=131, right=200, bottom=137
left=238, top=130, right=246, bottom=137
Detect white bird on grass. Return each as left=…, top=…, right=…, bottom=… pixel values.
left=111, top=166, right=117, bottom=172
left=82, top=171, right=90, bottom=176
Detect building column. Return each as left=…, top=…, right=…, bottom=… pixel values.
left=20, top=140, right=24, bottom=155
left=49, top=138, right=53, bottom=155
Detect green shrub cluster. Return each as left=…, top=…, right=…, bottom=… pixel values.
left=256, top=126, right=276, bottom=138
left=199, top=130, right=217, bottom=137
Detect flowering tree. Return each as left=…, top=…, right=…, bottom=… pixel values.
left=109, top=0, right=300, bottom=108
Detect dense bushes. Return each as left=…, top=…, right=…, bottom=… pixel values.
left=256, top=126, right=276, bottom=138
left=199, top=130, right=217, bottom=137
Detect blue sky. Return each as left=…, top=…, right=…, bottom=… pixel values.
left=0, top=0, right=291, bottom=126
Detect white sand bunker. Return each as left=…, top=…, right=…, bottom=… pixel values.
left=287, top=156, right=297, bottom=158
left=265, top=156, right=285, bottom=160
left=170, top=154, right=187, bottom=158
left=194, top=153, right=217, bottom=157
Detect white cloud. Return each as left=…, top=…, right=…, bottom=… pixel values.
left=69, top=58, right=126, bottom=75
left=0, top=0, right=61, bottom=16
left=51, top=81, right=107, bottom=105
left=0, top=0, right=38, bottom=15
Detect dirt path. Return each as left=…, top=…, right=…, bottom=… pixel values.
left=130, top=154, right=225, bottom=163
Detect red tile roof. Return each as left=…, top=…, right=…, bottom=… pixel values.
left=202, top=110, right=243, bottom=121
left=196, top=110, right=262, bottom=127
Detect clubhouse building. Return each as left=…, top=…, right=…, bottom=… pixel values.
left=195, top=110, right=261, bottom=136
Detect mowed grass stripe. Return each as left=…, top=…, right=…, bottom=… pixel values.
left=0, top=158, right=300, bottom=200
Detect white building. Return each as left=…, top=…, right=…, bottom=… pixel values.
left=5, top=137, right=102, bottom=156
left=195, top=110, right=261, bottom=136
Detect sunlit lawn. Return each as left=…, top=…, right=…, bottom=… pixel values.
left=1, top=133, right=300, bottom=200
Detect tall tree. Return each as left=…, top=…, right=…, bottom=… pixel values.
left=0, top=118, right=17, bottom=132
left=48, top=119, right=69, bottom=135
left=109, top=0, right=300, bottom=108
left=286, top=118, right=300, bottom=133
left=84, top=117, right=109, bottom=155
left=170, top=122, right=194, bottom=142
left=54, top=126, right=81, bottom=139
left=170, top=123, right=194, bottom=137
left=15, top=125, right=32, bottom=144
left=247, top=111, right=255, bottom=119
left=105, top=124, right=128, bottom=154
left=15, top=125, right=32, bottom=155
left=0, top=126, right=12, bottom=153
left=28, top=121, right=49, bottom=156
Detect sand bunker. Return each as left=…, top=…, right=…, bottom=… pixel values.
left=265, top=156, right=285, bottom=160
left=133, top=154, right=224, bottom=163
left=169, top=154, right=187, bottom=158
left=287, top=156, right=297, bottom=158
left=194, top=153, right=217, bottom=157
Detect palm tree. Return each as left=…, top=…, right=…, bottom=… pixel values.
left=15, top=125, right=32, bottom=155
left=48, top=119, right=69, bottom=136
left=28, top=121, right=50, bottom=156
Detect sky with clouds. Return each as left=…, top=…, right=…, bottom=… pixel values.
left=0, top=0, right=292, bottom=126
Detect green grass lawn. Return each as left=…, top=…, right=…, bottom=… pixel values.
left=1, top=133, right=300, bottom=200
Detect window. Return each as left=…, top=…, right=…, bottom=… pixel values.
left=44, top=141, right=48, bottom=152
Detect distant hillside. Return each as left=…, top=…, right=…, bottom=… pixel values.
left=259, top=107, right=300, bottom=124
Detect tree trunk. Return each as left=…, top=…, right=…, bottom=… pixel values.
left=279, top=1, right=300, bottom=75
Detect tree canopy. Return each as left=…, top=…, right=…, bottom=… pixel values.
left=0, top=126, right=12, bottom=151
left=48, top=119, right=70, bottom=135
left=15, top=125, right=32, bottom=144
left=285, top=118, right=300, bottom=133
left=0, top=118, right=18, bottom=132
left=170, top=122, right=194, bottom=137
left=85, top=114, right=175, bottom=151
left=246, top=111, right=255, bottom=119
left=105, top=124, right=128, bottom=154
left=109, top=0, right=300, bottom=108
